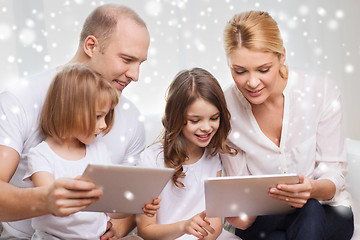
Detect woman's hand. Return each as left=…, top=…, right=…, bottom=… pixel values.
left=183, top=211, right=215, bottom=239
left=268, top=174, right=312, bottom=208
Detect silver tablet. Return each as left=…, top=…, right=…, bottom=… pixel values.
left=81, top=163, right=174, bottom=214
left=205, top=174, right=299, bottom=217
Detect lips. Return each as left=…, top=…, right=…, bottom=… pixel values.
left=113, top=79, right=127, bottom=91
left=247, top=87, right=264, bottom=97
left=195, top=132, right=212, bottom=141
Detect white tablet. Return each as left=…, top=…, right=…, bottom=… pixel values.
left=205, top=174, right=299, bottom=217
left=81, top=164, right=174, bottom=214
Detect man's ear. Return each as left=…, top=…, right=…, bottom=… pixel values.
left=83, top=35, right=99, bottom=58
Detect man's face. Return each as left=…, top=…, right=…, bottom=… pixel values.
left=88, top=18, right=150, bottom=93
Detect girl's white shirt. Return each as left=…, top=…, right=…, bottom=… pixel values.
left=138, top=142, right=222, bottom=240
left=23, top=140, right=110, bottom=240
left=221, top=70, right=351, bottom=207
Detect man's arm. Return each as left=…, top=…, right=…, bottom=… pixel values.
left=0, top=145, right=103, bottom=221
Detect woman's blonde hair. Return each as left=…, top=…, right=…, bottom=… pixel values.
left=224, top=10, right=288, bottom=79
left=40, top=63, right=119, bottom=143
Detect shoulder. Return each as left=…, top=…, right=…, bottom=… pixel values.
left=139, top=142, right=164, bottom=168
left=288, top=69, right=341, bottom=99
left=5, top=69, right=55, bottom=98
left=116, top=95, right=142, bottom=117
left=1, top=69, right=56, bottom=113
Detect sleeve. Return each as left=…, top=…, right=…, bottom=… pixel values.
left=23, top=145, right=53, bottom=182
left=220, top=142, right=249, bottom=176
left=314, top=75, right=347, bottom=201
left=0, top=91, right=27, bottom=153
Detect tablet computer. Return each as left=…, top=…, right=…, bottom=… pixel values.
left=81, top=163, right=174, bottom=214
left=205, top=174, right=299, bottom=217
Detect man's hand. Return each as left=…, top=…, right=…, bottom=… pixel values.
left=46, top=178, right=103, bottom=217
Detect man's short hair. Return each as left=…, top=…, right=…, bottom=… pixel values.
left=80, top=4, right=147, bottom=52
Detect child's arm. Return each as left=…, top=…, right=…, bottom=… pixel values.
left=137, top=210, right=220, bottom=240
left=31, top=171, right=55, bottom=187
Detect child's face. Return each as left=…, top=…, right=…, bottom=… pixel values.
left=182, top=98, right=220, bottom=151
left=78, top=102, right=111, bottom=145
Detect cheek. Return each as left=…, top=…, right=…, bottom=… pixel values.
left=232, top=74, right=246, bottom=87
left=214, top=120, right=220, bottom=132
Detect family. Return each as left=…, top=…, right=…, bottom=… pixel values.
left=0, top=4, right=354, bottom=240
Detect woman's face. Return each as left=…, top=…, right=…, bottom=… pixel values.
left=228, top=47, right=285, bottom=105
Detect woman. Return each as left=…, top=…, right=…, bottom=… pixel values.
left=220, top=10, right=354, bottom=240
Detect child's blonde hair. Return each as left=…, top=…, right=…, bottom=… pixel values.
left=40, top=63, right=119, bottom=143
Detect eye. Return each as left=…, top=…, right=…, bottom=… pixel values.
left=96, top=115, right=102, bottom=120
left=259, top=68, right=270, bottom=73
left=189, top=120, right=199, bottom=124
left=122, top=57, right=132, bottom=63
left=210, top=116, right=220, bottom=121
left=234, top=70, right=246, bottom=75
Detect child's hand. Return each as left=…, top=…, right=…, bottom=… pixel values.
left=142, top=196, right=161, bottom=217
left=183, top=210, right=214, bottom=239
left=225, top=215, right=257, bottom=230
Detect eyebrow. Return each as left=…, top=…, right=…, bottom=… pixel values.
left=187, top=112, right=220, bottom=118
left=121, top=54, right=147, bottom=63
left=232, top=61, right=273, bottom=69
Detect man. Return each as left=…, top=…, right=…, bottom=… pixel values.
left=0, top=4, right=149, bottom=239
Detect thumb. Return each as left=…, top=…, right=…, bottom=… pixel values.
left=199, top=210, right=207, bottom=219
left=298, top=174, right=304, bottom=184
left=199, top=210, right=210, bottom=224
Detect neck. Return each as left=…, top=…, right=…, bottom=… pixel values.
left=252, top=75, right=287, bottom=109
left=45, top=137, right=86, bottom=161
left=184, top=145, right=205, bottom=165
left=68, top=48, right=90, bottom=65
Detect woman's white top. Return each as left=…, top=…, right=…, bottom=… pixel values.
left=138, top=143, right=222, bottom=240
left=23, top=140, right=110, bottom=240
left=221, top=70, right=351, bottom=207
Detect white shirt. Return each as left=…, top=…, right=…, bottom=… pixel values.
left=23, top=141, right=110, bottom=240
left=221, top=70, right=351, bottom=207
left=0, top=69, right=145, bottom=238
left=138, top=143, right=222, bottom=240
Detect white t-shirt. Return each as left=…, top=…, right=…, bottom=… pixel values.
left=0, top=69, right=145, bottom=238
left=220, top=70, right=351, bottom=207
left=23, top=141, right=110, bottom=240
left=138, top=143, right=222, bottom=240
